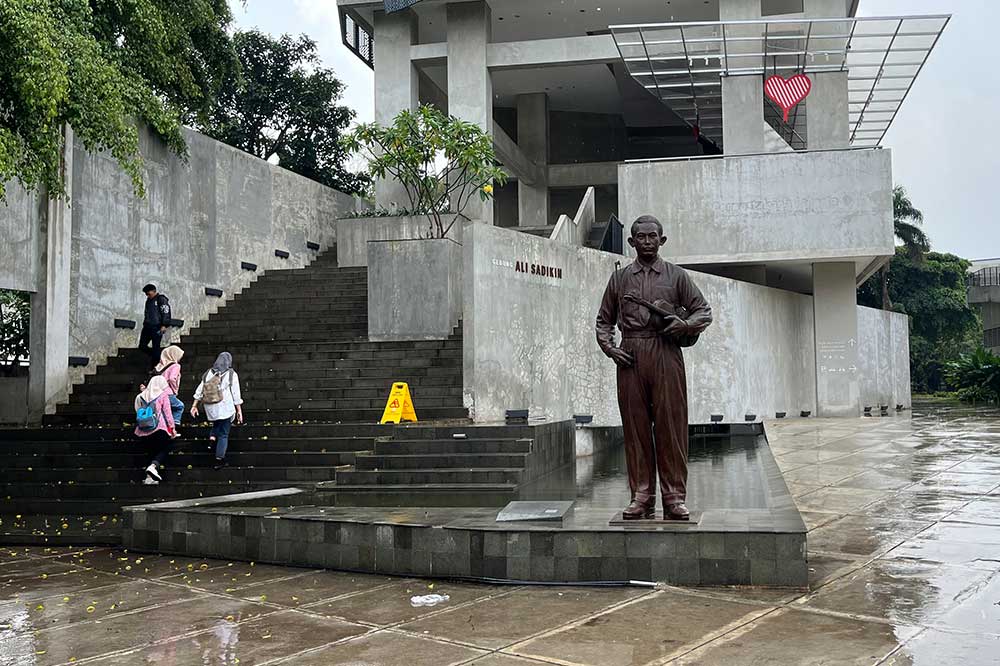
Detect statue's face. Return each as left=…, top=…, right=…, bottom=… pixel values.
left=628, top=222, right=666, bottom=261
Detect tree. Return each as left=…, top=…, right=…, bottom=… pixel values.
left=861, top=249, right=981, bottom=392
left=343, top=105, right=507, bottom=238
left=0, top=0, right=238, bottom=201
left=875, top=185, right=931, bottom=309
left=198, top=30, right=370, bottom=196
left=0, top=290, right=30, bottom=376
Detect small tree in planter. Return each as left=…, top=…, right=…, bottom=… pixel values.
left=342, top=105, right=506, bottom=238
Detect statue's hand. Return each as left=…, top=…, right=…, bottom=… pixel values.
left=660, top=317, right=691, bottom=340
left=608, top=348, right=635, bottom=368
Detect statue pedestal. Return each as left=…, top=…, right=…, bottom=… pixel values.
left=608, top=511, right=702, bottom=527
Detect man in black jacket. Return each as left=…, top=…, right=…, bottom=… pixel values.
left=139, top=284, right=171, bottom=370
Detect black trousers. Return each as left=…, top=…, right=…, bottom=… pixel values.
left=138, top=324, right=163, bottom=368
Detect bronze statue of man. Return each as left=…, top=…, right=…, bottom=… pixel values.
left=596, top=215, right=713, bottom=520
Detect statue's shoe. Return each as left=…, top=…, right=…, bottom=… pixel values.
left=664, top=502, right=690, bottom=521
left=622, top=500, right=654, bottom=520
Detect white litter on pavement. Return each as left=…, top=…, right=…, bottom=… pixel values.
left=410, top=594, right=450, bottom=607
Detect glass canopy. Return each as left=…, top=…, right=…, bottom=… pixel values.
left=610, top=15, right=950, bottom=150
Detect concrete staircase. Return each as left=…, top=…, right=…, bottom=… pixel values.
left=0, top=248, right=469, bottom=543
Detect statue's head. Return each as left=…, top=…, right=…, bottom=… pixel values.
left=628, top=215, right=666, bottom=262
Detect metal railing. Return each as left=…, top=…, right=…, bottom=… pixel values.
left=969, top=266, right=1000, bottom=287
left=985, top=326, right=1000, bottom=350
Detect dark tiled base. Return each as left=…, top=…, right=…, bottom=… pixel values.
left=123, top=502, right=806, bottom=587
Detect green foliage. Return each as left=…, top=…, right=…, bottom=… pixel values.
left=198, top=30, right=369, bottom=196
left=946, top=348, right=1000, bottom=404
left=0, top=0, right=237, bottom=201
left=0, top=290, right=30, bottom=376
left=342, top=105, right=507, bottom=238
left=861, top=249, right=982, bottom=392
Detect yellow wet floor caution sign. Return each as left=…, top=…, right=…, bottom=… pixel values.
left=380, top=382, right=418, bottom=424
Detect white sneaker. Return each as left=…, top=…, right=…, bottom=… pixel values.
left=143, top=476, right=159, bottom=485
left=146, top=464, right=163, bottom=482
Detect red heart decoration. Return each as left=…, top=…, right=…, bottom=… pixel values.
left=764, top=74, right=812, bottom=123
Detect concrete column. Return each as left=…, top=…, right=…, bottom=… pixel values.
left=721, top=0, right=764, bottom=155
left=803, top=0, right=850, bottom=150
left=812, top=262, right=861, bottom=418
left=808, top=72, right=849, bottom=149
left=374, top=10, right=419, bottom=210
left=516, top=93, right=548, bottom=227
left=27, top=126, right=74, bottom=422
left=447, top=1, right=494, bottom=225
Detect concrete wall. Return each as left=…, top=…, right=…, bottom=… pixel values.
left=618, top=149, right=894, bottom=264
left=367, top=238, right=463, bottom=342
left=857, top=306, right=912, bottom=409
left=0, top=376, right=28, bottom=425
left=3, top=125, right=356, bottom=392
left=463, top=225, right=908, bottom=425
left=337, top=215, right=465, bottom=267
left=463, top=224, right=821, bottom=425
left=0, top=183, right=42, bottom=293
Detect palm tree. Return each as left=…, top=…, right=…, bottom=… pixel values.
left=880, top=185, right=930, bottom=309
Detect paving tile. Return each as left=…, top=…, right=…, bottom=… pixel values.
left=799, top=511, right=844, bottom=531
left=669, top=607, right=919, bottom=665
left=941, top=496, right=1000, bottom=527
left=84, top=609, right=368, bottom=665
left=1, top=578, right=205, bottom=630
left=53, top=549, right=222, bottom=579
left=856, top=492, right=969, bottom=522
left=402, top=586, right=647, bottom=650
left=793, top=487, right=890, bottom=514
left=4, top=596, right=270, bottom=665
left=798, top=558, right=996, bottom=626
left=468, top=654, right=559, bottom=665
left=883, top=628, right=1000, bottom=666
left=806, top=516, right=932, bottom=557
left=509, top=590, right=767, bottom=666
left=935, top=574, right=1000, bottom=635
left=305, top=579, right=507, bottom=627
left=161, top=562, right=318, bottom=593
left=886, top=523, right=1000, bottom=570
left=224, top=570, right=395, bottom=607
left=0, top=567, right=125, bottom=602
left=280, top=630, right=486, bottom=665
left=806, top=553, right=868, bottom=589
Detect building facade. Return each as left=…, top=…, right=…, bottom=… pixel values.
left=338, top=0, right=946, bottom=419
left=969, top=258, right=1000, bottom=353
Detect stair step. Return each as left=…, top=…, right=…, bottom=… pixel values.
left=375, top=438, right=532, bottom=454
left=334, top=468, right=523, bottom=485
left=354, top=453, right=528, bottom=470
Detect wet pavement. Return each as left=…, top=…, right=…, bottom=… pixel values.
left=2, top=401, right=1000, bottom=665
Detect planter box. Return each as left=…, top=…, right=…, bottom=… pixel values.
left=337, top=215, right=464, bottom=267
left=367, top=238, right=463, bottom=341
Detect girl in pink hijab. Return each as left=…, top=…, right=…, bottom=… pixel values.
left=134, top=375, right=177, bottom=484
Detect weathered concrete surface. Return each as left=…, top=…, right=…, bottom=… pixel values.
left=464, top=226, right=907, bottom=426
left=367, top=238, right=462, bottom=341
left=813, top=261, right=861, bottom=418
left=28, top=127, right=74, bottom=419
left=337, top=215, right=465, bottom=267
left=618, top=149, right=894, bottom=267
left=0, top=376, right=28, bottom=424
left=463, top=224, right=821, bottom=425
left=857, top=305, right=912, bottom=410
left=373, top=9, right=418, bottom=209
left=0, top=182, right=42, bottom=293
left=63, top=125, right=353, bottom=391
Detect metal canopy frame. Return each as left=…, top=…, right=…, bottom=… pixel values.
left=610, top=15, right=949, bottom=150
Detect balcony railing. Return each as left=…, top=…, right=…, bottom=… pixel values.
left=969, top=266, right=1000, bottom=288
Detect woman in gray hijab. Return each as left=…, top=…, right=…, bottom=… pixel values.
left=190, top=352, right=244, bottom=469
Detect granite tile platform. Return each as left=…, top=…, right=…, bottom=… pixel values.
left=122, top=425, right=808, bottom=587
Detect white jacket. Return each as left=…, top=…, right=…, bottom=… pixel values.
left=193, top=370, right=243, bottom=422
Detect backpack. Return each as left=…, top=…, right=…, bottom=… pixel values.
left=136, top=398, right=159, bottom=431
left=201, top=370, right=230, bottom=405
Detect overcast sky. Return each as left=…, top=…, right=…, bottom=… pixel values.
left=231, top=0, right=995, bottom=260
